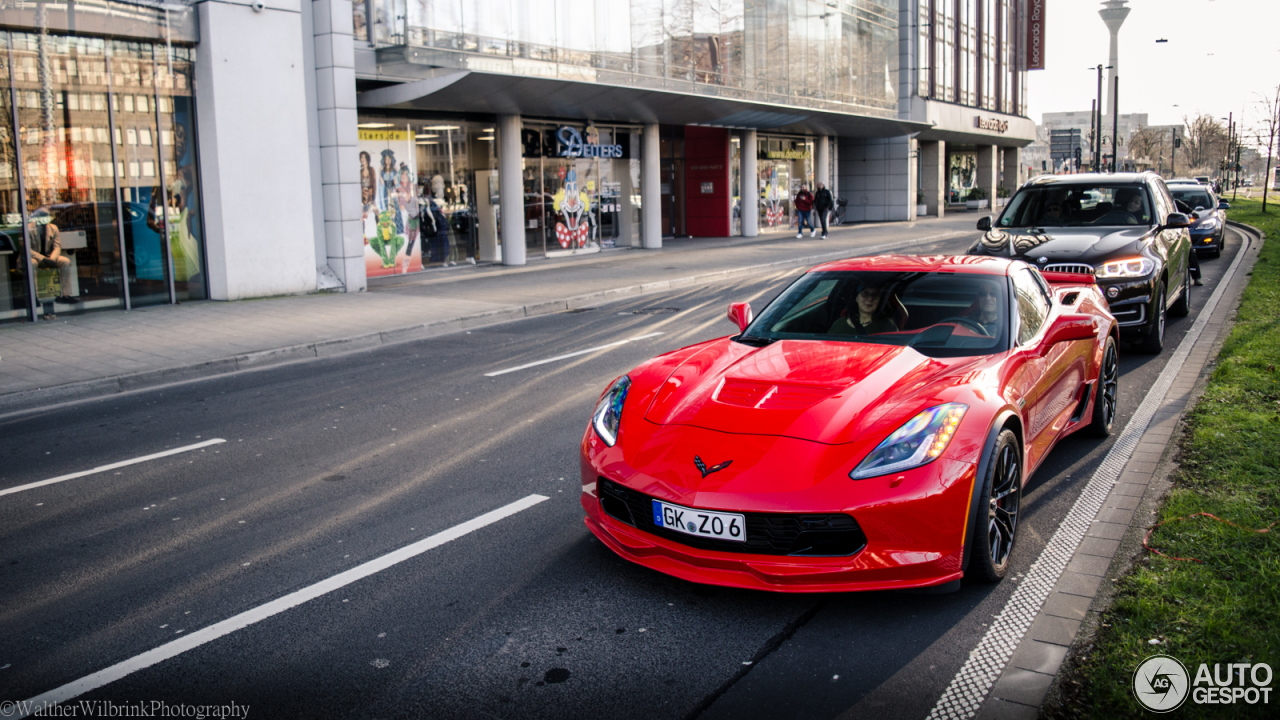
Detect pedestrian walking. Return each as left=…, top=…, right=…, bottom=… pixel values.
left=794, top=185, right=815, bottom=238
left=813, top=182, right=834, bottom=238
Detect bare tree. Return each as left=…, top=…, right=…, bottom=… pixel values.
left=1259, top=84, right=1280, bottom=212
left=1128, top=125, right=1164, bottom=169
left=1182, top=114, right=1230, bottom=171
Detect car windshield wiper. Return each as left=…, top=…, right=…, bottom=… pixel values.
left=734, top=334, right=775, bottom=347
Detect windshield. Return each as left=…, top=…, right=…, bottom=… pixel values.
left=1168, top=186, right=1214, bottom=210
left=998, top=185, right=1153, bottom=228
left=740, top=271, right=1010, bottom=358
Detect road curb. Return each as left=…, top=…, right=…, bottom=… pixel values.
left=967, top=221, right=1264, bottom=719
left=0, top=230, right=967, bottom=418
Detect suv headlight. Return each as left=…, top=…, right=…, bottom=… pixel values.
left=850, top=403, right=968, bottom=480
left=1095, top=256, right=1156, bottom=279
left=592, top=375, right=631, bottom=446
left=1195, top=216, right=1220, bottom=230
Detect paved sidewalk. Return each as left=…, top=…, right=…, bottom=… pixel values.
left=0, top=215, right=977, bottom=415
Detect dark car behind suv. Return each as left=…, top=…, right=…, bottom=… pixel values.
left=970, top=172, right=1194, bottom=354
left=1167, top=181, right=1229, bottom=257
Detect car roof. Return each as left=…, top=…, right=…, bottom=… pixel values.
left=812, top=254, right=1016, bottom=276
left=1024, top=172, right=1156, bottom=187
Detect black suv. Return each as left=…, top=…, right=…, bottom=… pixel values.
left=970, top=172, right=1194, bottom=353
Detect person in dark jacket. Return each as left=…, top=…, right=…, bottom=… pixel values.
left=793, top=185, right=815, bottom=238
left=813, top=182, right=834, bottom=238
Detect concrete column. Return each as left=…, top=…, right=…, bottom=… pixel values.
left=311, top=0, right=364, bottom=292
left=976, top=145, right=998, bottom=212
left=907, top=137, right=918, bottom=221
left=641, top=123, right=662, bottom=249
left=196, top=0, right=317, bottom=300
left=498, top=114, right=526, bottom=266
left=921, top=140, right=946, bottom=218
left=1002, top=147, right=1021, bottom=200
left=740, top=129, right=758, bottom=237
left=815, top=135, right=830, bottom=189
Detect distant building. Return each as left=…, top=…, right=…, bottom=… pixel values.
left=1041, top=111, right=1148, bottom=168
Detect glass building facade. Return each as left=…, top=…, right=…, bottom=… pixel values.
left=361, top=0, right=900, bottom=117
left=917, top=0, right=1025, bottom=116
left=0, top=13, right=203, bottom=324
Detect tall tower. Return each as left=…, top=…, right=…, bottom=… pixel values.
left=1098, top=1, right=1131, bottom=129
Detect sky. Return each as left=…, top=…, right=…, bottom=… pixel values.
left=1024, top=0, right=1280, bottom=149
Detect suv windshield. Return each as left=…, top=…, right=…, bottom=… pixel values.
left=998, top=184, right=1153, bottom=228
left=739, top=271, right=1009, bottom=358
left=1168, top=186, right=1214, bottom=211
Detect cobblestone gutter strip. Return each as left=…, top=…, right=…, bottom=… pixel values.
left=0, top=232, right=966, bottom=418
left=925, top=225, right=1259, bottom=720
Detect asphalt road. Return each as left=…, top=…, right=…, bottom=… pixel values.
left=0, top=227, right=1245, bottom=720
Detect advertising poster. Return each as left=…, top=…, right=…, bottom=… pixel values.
left=358, top=129, right=421, bottom=277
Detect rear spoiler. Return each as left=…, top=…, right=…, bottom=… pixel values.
left=1041, top=270, right=1097, bottom=286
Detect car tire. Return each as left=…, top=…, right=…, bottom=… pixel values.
left=1138, top=282, right=1165, bottom=354
left=1211, top=232, right=1223, bottom=258
left=968, top=429, right=1021, bottom=583
left=1086, top=337, right=1119, bottom=438
left=1170, top=265, right=1191, bottom=318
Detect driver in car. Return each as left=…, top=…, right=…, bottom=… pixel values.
left=971, top=281, right=1003, bottom=337
left=829, top=286, right=898, bottom=336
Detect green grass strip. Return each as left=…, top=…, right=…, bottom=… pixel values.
left=1047, top=198, right=1280, bottom=719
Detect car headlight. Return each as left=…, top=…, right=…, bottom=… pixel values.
left=592, top=375, right=631, bottom=446
left=1195, top=216, right=1220, bottom=230
left=850, top=403, right=968, bottom=480
left=1095, top=256, right=1156, bottom=279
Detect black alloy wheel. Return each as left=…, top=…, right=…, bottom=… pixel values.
left=1139, top=282, right=1166, bottom=354
left=970, top=429, right=1021, bottom=582
left=1170, top=264, right=1191, bottom=318
left=1088, top=337, right=1119, bottom=437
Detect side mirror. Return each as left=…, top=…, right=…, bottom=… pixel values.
left=1162, top=212, right=1192, bottom=229
left=1219, top=200, right=1231, bottom=210
left=976, top=216, right=992, bottom=231
left=1042, top=313, right=1097, bottom=351
left=727, top=302, right=753, bottom=332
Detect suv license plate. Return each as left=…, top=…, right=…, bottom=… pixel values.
left=652, top=500, right=745, bottom=542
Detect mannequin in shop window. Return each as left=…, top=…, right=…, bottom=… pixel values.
left=28, top=215, right=70, bottom=318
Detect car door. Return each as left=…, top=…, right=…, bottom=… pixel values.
left=1012, top=269, right=1085, bottom=472
left=1152, top=179, right=1189, bottom=302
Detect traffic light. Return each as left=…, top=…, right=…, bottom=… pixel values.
left=1042, top=160, right=1047, bottom=171
left=1174, top=137, right=1181, bottom=148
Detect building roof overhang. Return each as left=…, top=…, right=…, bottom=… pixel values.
left=357, top=67, right=931, bottom=139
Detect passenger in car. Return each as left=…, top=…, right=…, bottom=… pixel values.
left=829, top=286, right=899, bottom=335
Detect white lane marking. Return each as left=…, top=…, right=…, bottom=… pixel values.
left=926, top=227, right=1256, bottom=720
left=0, top=439, right=227, bottom=498
left=13, top=494, right=549, bottom=718
left=484, top=332, right=665, bottom=377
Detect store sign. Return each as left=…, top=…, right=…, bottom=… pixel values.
left=557, top=126, right=624, bottom=158
left=758, top=149, right=812, bottom=160
left=1027, top=0, right=1046, bottom=70
left=359, top=129, right=413, bottom=141
left=975, top=116, right=1010, bottom=133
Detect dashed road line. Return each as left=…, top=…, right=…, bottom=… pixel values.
left=484, top=332, right=665, bottom=377
left=0, top=439, right=227, bottom=498
left=11, top=494, right=549, bottom=718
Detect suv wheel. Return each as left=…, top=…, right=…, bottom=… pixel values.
left=1212, top=231, right=1223, bottom=258
left=1139, top=282, right=1166, bottom=354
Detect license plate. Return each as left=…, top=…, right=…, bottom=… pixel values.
left=652, top=500, right=745, bottom=542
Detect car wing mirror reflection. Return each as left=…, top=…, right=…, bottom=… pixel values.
left=727, top=302, right=753, bottom=332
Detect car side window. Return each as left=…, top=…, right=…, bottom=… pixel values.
left=1151, top=181, right=1175, bottom=223
left=1013, top=270, right=1050, bottom=346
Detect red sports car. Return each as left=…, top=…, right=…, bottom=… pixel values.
left=580, top=255, right=1118, bottom=592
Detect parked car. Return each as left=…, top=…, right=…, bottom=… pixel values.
left=580, top=255, right=1118, bottom=591
left=1167, top=181, right=1229, bottom=257
left=971, top=172, right=1194, bottom=354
